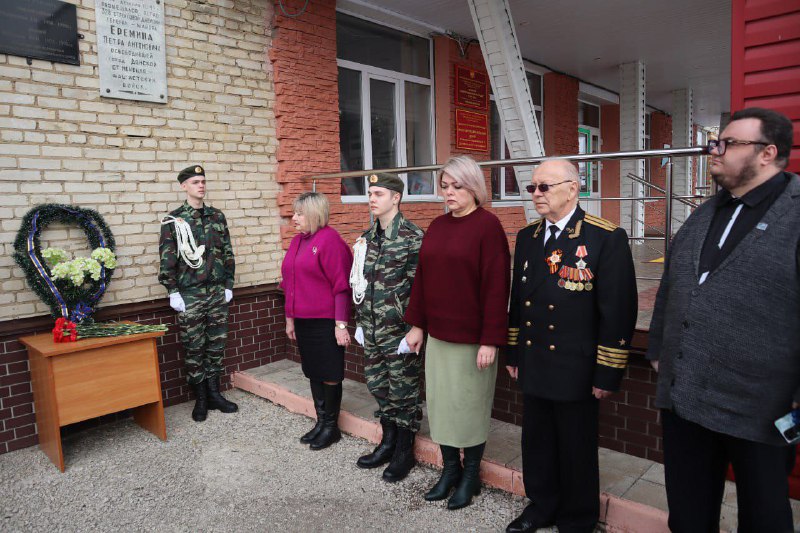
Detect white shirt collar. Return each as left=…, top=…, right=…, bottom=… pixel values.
left=545, top=206, right=577, bottom=234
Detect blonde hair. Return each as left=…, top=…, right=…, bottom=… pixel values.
left=437, top=155, right=489, bottom=206
left=293, top=192, right=329, bottom=234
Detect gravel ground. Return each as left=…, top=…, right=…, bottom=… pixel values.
left=0, top=390, right=536, bottom=532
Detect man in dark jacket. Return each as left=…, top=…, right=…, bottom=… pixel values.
left=647, top=107, right=798, bottom=532
left=505, top=159, right=638, bottom=533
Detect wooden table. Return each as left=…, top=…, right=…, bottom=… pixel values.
left=20, top=328, right=167, bottom=472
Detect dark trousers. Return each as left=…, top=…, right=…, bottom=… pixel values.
left=521, top=394, right=599, bottom=533
left=661, top=409, right=795, bottom=533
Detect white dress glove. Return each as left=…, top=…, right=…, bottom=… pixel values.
left=397, top=337, right=413, bottom=354
left=225, top=289, right=233, bottom=303
left=169, top=293, right=186, bottom=313
left=354, top=326, right=365, bottom=346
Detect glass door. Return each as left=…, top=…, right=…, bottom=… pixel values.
left=578, top=127, right=602, bottom=217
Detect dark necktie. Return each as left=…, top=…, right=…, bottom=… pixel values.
left=544, top=225, right=559, bottom=256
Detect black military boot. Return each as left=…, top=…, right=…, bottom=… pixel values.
left=300, top=380, right=326, bottom=444
left=425, top=445, right=462, bottom=501
left=191, top=381, right=208, bottom=422
left=206, top=374, right=238, bottom=413
left=447, top=442, right=485, bottom=510
left=309, top=382, right=342, bottom=450
left=357, top=418, right=397, bottom=468
left=382, top=427, right=416, bottom=482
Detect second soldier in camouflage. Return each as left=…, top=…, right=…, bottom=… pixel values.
left=351, top=173, right=424, bottom=482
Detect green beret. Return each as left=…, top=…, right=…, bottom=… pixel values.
left=367, top=173, right=404, bottom=194
left=178, top=165, right=205, bottom=183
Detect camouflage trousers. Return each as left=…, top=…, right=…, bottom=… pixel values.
left=364, top=341, right=423, bottom=431
left=177, top=285, right=228, bottom=385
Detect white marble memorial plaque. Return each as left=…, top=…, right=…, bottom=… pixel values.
left=96, top=0, right=167, bottom=103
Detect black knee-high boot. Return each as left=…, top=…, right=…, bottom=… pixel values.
left=301, top=380, right=326, bottom=443
left=309, top=382, right=342, bottom=450
left=447, top=443, right=485, bottom=510
left=425, top=445, right=462, bottom=501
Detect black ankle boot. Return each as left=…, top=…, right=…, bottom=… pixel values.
left=447, top=443, right=484, bottom=510
left=206, top=375, right=238, bottom=413
left=425, top=445, right=462, bottom=501
left=309, top=382, right=342, bottom=450
left=191, top=381, right=208, bottom=422
left=357, top=418, right=397, bottom=468
left=382, top=427, right=416, bottom=482
left=301, top=380, right=325, bottom=444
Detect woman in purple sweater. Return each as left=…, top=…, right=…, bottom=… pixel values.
left=405, top=155, right=511, bottom=510
left=281, top=192, right=353, bottom=450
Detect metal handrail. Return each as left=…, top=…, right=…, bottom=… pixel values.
left=305, top=146, right=707, bottom=180
left=305, top=146, right=709, bottom=256
left=626, top=173, right=700, bottom=208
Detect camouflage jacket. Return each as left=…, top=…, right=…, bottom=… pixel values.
left=158, top=202, right=235, bottom=294
left=355, top=212, right=424, bottom=349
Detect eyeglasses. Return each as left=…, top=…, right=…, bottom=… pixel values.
left=707, top=138, right=770, bottom=155
left=526, top=180, right=571, bottom=194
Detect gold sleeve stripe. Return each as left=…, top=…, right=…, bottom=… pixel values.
left=508, top=341, right=518, bottom=346
left=597, top=351, right=628, bottom=362
left=508, top=328, right=520, bottom=332
left=597, top=353, right=628, bottom=364
left=596, top=358, right=626, bottom=369
left=598, top=345, right=630, bottom=355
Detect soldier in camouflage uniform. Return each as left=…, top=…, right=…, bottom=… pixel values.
left=351, top=173, right=424, bottom=482
left=159, top=165, right=238, bottom=422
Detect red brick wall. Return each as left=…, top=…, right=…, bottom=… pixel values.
left=644, top=112, right=672, bottom=235
left=543, top=73, right=579, bottom=156
left=0, top=285, right=285, bottom=454
left=600, top=104, right=621, bottom=224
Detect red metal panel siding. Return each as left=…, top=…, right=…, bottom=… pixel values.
left=731, top=0, right=800, bottom=173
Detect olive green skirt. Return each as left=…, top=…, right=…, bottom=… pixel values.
left=425, top=335, right=497, bottom=448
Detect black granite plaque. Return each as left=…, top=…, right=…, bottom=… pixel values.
left=0, top=0, right=80, bottom=65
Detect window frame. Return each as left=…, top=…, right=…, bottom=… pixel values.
left=336, top=25, right=437, bottom=203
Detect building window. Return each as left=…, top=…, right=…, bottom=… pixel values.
left=337, top=13, right=435, bottom=200
left=577, top=101, right=601, bottom=197
left=490, top=71, right=543, bottom=201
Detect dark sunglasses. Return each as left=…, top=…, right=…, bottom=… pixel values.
left=707, top=138, right=770, bottom=156
left=525, top=180, right=571, bottom=194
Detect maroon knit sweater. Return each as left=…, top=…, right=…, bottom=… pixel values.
left=405, top=207, right=510, bottom=346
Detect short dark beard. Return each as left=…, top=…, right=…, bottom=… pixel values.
left=711, top=154, right=758, bottom=193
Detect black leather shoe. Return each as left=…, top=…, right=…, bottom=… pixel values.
left=447, top=443, right=484, bottom=510
left=206, top=375, right=238, bottom=413
left=310, top=383, right=342, bottom=450
left=357, top=418, right=397, bottom=468
left=301, top=380, right=325, bottom=444
left=382, top=427, right=415, bottom=482
left=506, top=505, right=553, bottom=533
left=505, top=514, right=540, bottom=533
left=191, top=381, right=208, bottom=422
left=425, top=445, right=462, bottom=501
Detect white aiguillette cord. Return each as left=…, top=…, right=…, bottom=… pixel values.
left=160, top=215, right=205, bottom=269
left=350, top=236, right=368, bottom=304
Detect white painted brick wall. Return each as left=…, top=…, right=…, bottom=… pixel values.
left=0, top=0, right=279, bottom=320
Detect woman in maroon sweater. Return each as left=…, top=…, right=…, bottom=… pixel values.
left=405, top=155, right=511, bottom=510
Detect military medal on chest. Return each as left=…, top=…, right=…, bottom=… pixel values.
left=556, top=245, right=594, bottom=291
left=545, top=250, right=562, bottom=274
